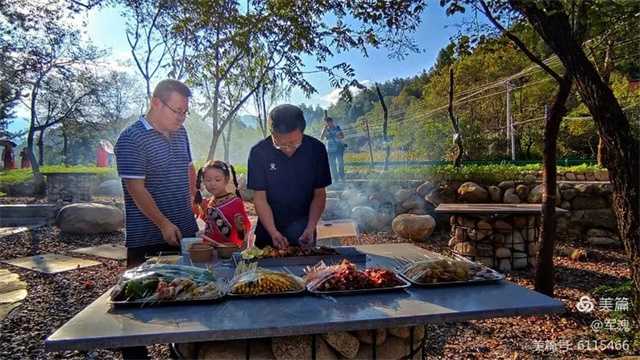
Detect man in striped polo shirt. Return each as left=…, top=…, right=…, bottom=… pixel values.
left=115, top=79, right=198, bottom=269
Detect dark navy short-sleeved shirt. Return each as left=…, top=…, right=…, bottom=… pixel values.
left=114, top=116, right=197, bottom=248
left=247, top=135, right=332, bottom=228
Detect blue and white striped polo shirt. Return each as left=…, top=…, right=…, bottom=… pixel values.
left=114, top=116, right=197, bottom=248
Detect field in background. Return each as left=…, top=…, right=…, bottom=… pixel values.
left=0, top=164, right=248, bottom=189
left=345, top=162, right=602, bottom=184
left=0, top=165, right=117, bottom=185
left=0, top=162, right=601, bottom=193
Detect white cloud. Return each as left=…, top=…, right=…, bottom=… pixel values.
left=95, top=50, right=136, bottom=74
left=319, top=80, right=371, bottom=106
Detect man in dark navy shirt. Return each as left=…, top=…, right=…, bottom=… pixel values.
left=247, top=104, right=332, bottom=249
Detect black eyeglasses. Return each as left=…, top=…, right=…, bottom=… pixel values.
left=160, top=99, right=189, bottom=117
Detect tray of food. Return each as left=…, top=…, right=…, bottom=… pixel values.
left=110, top=264, right=226, bottom=307
left=305, top=260, right=410, bottom=295
left=227, top=262, right=306, bottom=297
left=145, top=252, right=183, bottom=265
left=234, top=245, right=367, bottom=266
left=398, top=256, right=504, bottom=287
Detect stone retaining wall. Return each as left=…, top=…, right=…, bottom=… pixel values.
left=45, top=173, right=94, bottom=203
left=527, top=168, right=609, bottom=182
left=441, top=180, right=620, bottom=246
left=319, top=176, right=620, bottom=248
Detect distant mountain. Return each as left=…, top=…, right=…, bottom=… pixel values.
left=238, top=114, right=259, bottom=128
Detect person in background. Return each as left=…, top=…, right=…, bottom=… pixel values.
left=193, top=160, right=250, bottom=248
left=2, top=143, right=15, bottom=170
left=96, top=142, right=109, bottom=167
left=20, top=148, right=31, bottom=169
left=247, top=104, right=331, bottom=249
left=320, top=117, right=345, bottom=182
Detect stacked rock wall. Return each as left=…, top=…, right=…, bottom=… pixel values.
left=46, top=173, right=95, bottom=203
left=448, top=214, right=540, bottom=272
left=322, top=176, right=619, bottom=247
left=187, top=327, right=426, bottom=360
left=422, top=175, right=620, bottom=246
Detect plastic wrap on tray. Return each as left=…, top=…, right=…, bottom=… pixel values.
left=229, top=262, right=304, bottom=296
left=240, top=245, right=338, bottom=260
left=110, top=264, right=226, bottom=303
left=401, top=258, right=472, bottom=284
left=401, top=257, right=503, bottom=284
left=304, top=260, right=404, bottom=292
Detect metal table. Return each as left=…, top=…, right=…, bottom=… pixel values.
left=45, top=243, right=564, bottom=352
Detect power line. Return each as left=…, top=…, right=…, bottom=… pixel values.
left=335, top=38, right=640, bottom=140
left=410, top=36, right=638, bottom=111
left=351, top=49, right=639, bottom=136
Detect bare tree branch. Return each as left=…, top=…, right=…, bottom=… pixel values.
left=478, top=0, right=563, bottom=83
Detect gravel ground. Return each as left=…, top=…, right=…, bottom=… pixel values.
left=0, top=217, right=636, bottom=359
left=0, top=227, right=173, bottom=360
left=0, top=196, right=122, bottom=205
left=353, top=233, right=637, bottom=359
left=0, top=196, right=48, bottom=204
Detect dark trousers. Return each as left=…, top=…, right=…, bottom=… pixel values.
left=121, top=243, right=180, bottom=360
left=328, top=147, right=345, bottom=181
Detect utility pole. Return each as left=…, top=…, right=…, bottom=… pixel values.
left=511, top=112, right=516, bottom=161
left=506, top=81, right=516, bottom=160
left=506, top=81, right=510, bottom=152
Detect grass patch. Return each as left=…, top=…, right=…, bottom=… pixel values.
left=0, top=165, right=118, bottom=186
left=347, top=163, right=602, bottom=184
left=0, top=162, right=598, bottom=188
left=0, top=168, right=33, bottom=185
left=593, top=281, right=633, bottom=299
left=39, top=165, right=117, bottom=176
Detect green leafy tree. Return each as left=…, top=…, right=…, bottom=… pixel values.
left=442, top=0, right=640, bottom=321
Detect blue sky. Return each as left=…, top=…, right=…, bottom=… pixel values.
left=9, top=2, right=471, bottom=133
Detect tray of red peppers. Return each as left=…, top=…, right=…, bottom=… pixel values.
left=304, top=260, right=410, bottom=295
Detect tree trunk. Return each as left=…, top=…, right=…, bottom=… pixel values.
left=255, top=84, right=268, bottom=138
left=223, top=118, right=233, bottom=163
left=207, top=79, right=222, bottom=161
left=62, top=128, right=69, bottom=165
left=207, top=128, right=222, bottom=161
left=37, top=129, right=44, bottom=166
left=512, top=0, right=640, bottom=320
left=26, top=128, right=37, bottom=172
left=448, top=68, right=464, bottom=167
left=596, top=137, right=606, bottom=166
left=375, top=84, right=390, bottom=171
left=364, top=117, right=375, bottom=169
left=27, top=78, right=44, bottom=192
left=260, top=85, right=268, bottom=138
left=596, top=40, right=614, bottom=167
left=535, top=73, right=573, bottom=296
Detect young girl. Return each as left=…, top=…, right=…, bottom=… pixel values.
left=194, top=160, right=251, bottom=248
